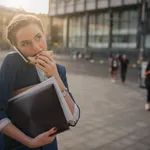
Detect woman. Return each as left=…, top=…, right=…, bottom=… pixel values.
left=145, top=60, right=150, bottom=111
left=0, top=14, right=80, bottom=149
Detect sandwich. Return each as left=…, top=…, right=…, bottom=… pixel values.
left=28, top=50, right=53, bottom=64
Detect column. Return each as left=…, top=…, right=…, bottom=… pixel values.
left=84, top=12, right=89, bottom=53
left=49, top=16, right=53, bottom=48
left=108, top=9, right=113, bottom=49
left=139, top=0, right=146, bottom=59
left=64, top=16, right=70, bottom=47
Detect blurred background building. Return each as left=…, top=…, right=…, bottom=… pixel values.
left=48, top=0, right=150, bottom=62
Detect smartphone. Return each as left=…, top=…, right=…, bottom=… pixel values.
left=13, top=47, right=29, bottom=63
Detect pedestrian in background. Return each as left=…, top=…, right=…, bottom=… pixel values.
left=144, top=60, right=150, bottom=110
left=110, top=55, right=119, bottom=83
left=108, top=53, right=113, bottom=78
left=119, top=54, right=129, bottom=84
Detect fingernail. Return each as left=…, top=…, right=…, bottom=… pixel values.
left=53, top=127, right=58, bottom=131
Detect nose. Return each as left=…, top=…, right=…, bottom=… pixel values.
left=32, top=41, right=42, bottom=54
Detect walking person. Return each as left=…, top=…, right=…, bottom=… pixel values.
left=108, top=53, right=113, bottom=78
left=119, top=54, right=129, bottom=84
left=144, top=60, right=150, bottom=110
left=110, top=55, right=119, bottom=83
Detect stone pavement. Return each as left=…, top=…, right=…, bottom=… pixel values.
left=0, top=51, right=150, bottom=150
left=57, top=73, right=150, bottom=150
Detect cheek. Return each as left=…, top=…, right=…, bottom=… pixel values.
left=40, top=41, right=47, bottom=49
left=21, top=47, right=35, bottom=56
left=41, top=37, right=47, bottom=50
left=18, top=45, right=37, bottom=57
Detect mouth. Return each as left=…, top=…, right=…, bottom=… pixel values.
left=28, top=50, right=53, bottom=64
left=32, top=51, right=45, bottom=57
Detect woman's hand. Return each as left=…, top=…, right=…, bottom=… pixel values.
left=35, top=51, right=59, bottom=78
left=29, top=127, right=57, bottom=148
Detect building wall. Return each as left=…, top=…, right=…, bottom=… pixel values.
left=48, top=0, right=150, bottom=62
left=49, top=6, right=140, bottom=57
left=48, top=0, right=140, bottom=16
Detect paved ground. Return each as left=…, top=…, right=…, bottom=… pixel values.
left=56, top=71, right=150, bottom=150
left=0, top=51, right=150, bottom=150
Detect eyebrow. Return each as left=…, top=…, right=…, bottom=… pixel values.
left=20, top=33, right=41, bottom=45
left=20, top=40, right=29, bottom=45
left=34, top=33, right=41, bottom=39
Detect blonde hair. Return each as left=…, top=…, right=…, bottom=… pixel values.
left=6, top=14, right=44, bottom=47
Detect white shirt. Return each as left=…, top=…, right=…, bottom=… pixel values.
left=0, top=68, right=79, bottom=130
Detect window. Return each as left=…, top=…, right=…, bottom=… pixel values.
left=113, top=13, right=119, bottom=31
left=51, top=18, right=64, bottom=47
left=89, top=12, right=109, bottom=48
left=66, top=0, right=73, bottom=5
left=112, top=10, right=138, bottom=48
left=129, top=10, right=138, bottom=29
left=86, top=0, right=96, bottom=10
left=120, top=11, right=129, bottom=29
left=110, top=0, right=122, bottom=6
left=145, top=9, right=150, bottom=33
left=75, top=0, right=84, bottom=11
left=49, top=0, right=57, bottom=7
left=49, top=0, right=57, bottom=15
left=89, top=14, right=96, bottom=47
left=57, top=0, right=64, bottom=5
left=57, top=0, right=64, bottom=3
left=97, top=0, right=108, bottom=8
left=146, top=34, right=150, bottom=49
left=75, top=0, right=84, bottom=4
left=69, top=16, right=86, bottom=48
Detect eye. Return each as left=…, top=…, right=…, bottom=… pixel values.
left=36, top=35, right=42, bottom=40
left=22, top=41, right=29, bottom=47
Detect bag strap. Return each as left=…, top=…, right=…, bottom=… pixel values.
left=12, top=84, right=37, bottom=97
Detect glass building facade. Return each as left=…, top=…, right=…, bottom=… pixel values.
left=48, top=0, right=150, bottom=61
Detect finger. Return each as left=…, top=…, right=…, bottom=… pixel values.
left=45, top=127, right=58, bottom=136
left=49, top=56, right=55, bottom=63
left=36, top=59, right=49, bottom=68
left=48, top=131, right=57, bottom=139
left=37, top=55, right=50, bottom=65
left=40, top=52, right=55, bottom=63
left=36, top=58, right=54, bottom=72
left=47, top=134, right=57, bottom=144
left=35, top=63, right=47, bottom=73
left=40, top=51, right=51, bottom=59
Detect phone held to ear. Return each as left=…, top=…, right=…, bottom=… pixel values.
left=13, top=47, right=29, bottom=63
left=13, top=47, right=53, bottom=64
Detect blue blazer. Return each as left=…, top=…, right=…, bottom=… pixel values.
left=0, top=52, right=80, bottom=150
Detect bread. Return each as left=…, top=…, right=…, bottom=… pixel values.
left=28, top=50, right=53, bottom=64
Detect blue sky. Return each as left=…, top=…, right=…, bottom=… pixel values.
left=0, top=0, right=49, bottom=14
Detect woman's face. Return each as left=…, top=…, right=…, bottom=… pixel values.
left=15, top=23, right=47, bottom=57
